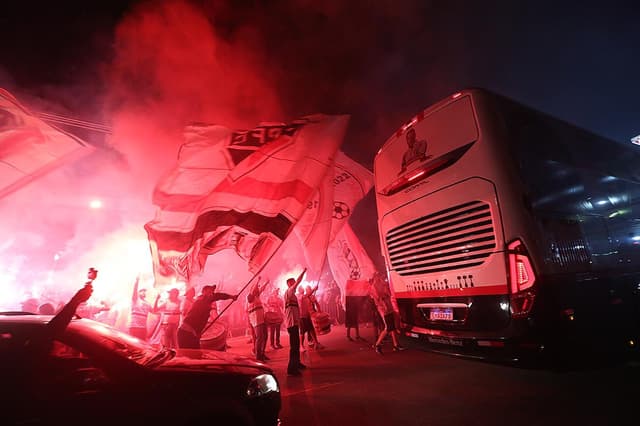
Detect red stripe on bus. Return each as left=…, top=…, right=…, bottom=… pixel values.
left=394, top=284, right=507, bottom=298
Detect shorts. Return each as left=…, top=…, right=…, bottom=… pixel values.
left=383, top=313, right=396, bottom=332
left=299, top=317, right=313, bottom=334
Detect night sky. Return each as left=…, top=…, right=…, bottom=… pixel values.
left=1, top=0, right=639, bottom=272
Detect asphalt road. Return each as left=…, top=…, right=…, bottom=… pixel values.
left=225, top=324, right=639, bottom=426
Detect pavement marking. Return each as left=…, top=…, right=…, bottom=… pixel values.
left=281, top=381, right=345, bottom=397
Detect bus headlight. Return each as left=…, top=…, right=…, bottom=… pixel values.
left=246, top=374, right=279, bottom=397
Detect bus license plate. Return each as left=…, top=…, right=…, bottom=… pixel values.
left=430, top=308, right=453, bottom=321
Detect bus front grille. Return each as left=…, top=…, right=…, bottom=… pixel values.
left=386, top=200, right=496, bottom=276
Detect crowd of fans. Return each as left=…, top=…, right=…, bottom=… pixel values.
left=15, top=270, right=401, bottom=363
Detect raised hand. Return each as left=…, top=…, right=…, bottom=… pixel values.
left=74, top=284, right=93, bottom=304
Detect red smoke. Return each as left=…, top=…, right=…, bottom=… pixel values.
left=3, top=0, right=424, bottom=314
left=0, top=1, right=287, bottom=315
left=107, top=0, right=283, bottom=189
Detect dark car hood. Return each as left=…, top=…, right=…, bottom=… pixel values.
left=157, top=349, right=272, bottom=375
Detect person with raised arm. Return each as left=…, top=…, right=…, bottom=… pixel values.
left=246, top=277, right=269, bottom=362
left=283, top=268, right=307, bottom=376
left=303, top=284, right=325, bottom=350
left=4, top=268, right=96, bottom=395
left=177, top=285, right=238, bottom=349
left=45, top=268, right=96, bottom=340
left=129, top=276, right=152, bottom=340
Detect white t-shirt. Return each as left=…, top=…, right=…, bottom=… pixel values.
left=284, top=286, right=300, bottom=328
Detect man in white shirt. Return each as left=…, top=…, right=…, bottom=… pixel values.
left=284, top=268, right=307, bottom=376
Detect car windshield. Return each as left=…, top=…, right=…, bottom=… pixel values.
left=66, top=319, right=173, bottom=366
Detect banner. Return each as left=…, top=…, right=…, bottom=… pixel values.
left=0, top=88, right=93, bottom=199
left=293, top=168, right=334, bottom=275
left=327, top=222, right=377, bottom=298
left=145, top=114, right=349, bottom=285
left=294, top=150, right=374, bottom=275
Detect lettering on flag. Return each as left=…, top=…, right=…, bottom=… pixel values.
left=330, top=151, right=374, bottom=240
left=327, top=222, right=377, bottom=296
left=294, top=151, right=373, bottom=274
left=293, top=170, right=334, bottom=274
left=0, top=88, right=93, bottom=199
left=145, top=114, right=349, bottom=284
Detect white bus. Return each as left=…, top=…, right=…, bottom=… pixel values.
left=374, top=88, right=639, bottom=359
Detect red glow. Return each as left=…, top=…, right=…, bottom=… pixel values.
left=477, top=340, right=505, bottom=347
left=0, top=2, right=290, bottom=313
left=507, top=239, right=536, bottom=294
left=381, top=156, right=449, bottom=195
left=407, top=170, right=425, bottom=182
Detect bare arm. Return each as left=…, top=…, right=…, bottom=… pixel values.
left=251, top=277, right=262, bottom=296
left=131, top=276, right=140, bottom=304
left=293, top=268, right=307, bottom=290
left=259, top=279, right=270, bottom=295
left=214, top=292, right=238, bottom=301
left=153, top=294, right=163, bottom=313
left=46, top=284, right=93, bottom=338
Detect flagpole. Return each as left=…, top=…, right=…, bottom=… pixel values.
left=313, top=248, right=330, bottom=290
left=201, top=236, right=289, bottom=334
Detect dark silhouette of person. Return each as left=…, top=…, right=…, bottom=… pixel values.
left=177, top=285, right=237, bottom=349
left=3, top=270, right=95, bottom=425
left=284, top=268, right=307, bottom=376
left=4, top=270, right=96, bottom=372
left=181, top=287, right=196, bottom=320
left=38, top=303, right=56, bottom=315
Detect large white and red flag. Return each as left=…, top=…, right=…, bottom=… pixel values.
left=0, top=88, right=93, bottom=199
left=329, top=222, right=378, bottom=322
left=145, top=114, right=349, bottom=285
left=294, top=150, right=374, bottom=275
left=327, top=222, right=377, bottom=294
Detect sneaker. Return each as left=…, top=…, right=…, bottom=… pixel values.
left=275, top=344, right=284, bottom=349
left=347, top=336, right=354, bottom=342
left=393, top=345, right=406, bottom=352
left=298, top=363, right=307, bottom=370
left=374, top=345, right=383, bottom=355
